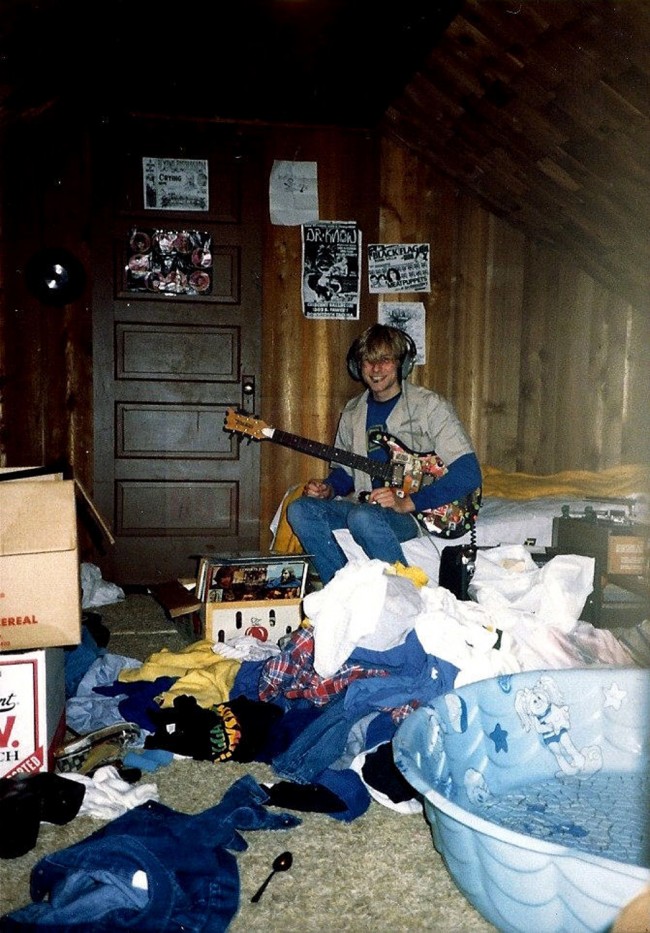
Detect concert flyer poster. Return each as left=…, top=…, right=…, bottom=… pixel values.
left=368, top=243, right=430, bottom=293
left=142, top=157, right=209, bottom=212
left=301, top=220, right=361, bottom=319
left=378, top=301, right=427, bottom=365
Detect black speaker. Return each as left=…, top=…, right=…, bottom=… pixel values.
left=347, top=331, right=417, bottom=381
left=24, top=248, right=86, bottom=306
left=438, top=544, right=477, bottom=600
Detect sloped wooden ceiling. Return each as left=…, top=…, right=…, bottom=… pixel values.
left=1, top=0, right=650, bottom=306
left=382, top=0, right=650, bottom=306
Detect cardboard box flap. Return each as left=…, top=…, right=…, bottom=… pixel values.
left=0, top=480, right=77, bottom=557
left=0, top=465, right=63, bottom=482
left=0, top=467, right=115, bottom=548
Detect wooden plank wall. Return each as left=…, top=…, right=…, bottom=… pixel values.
left=378, top=135, right=650, bottom=481
left=257, top=131, right=649, bottom=546
left=258, top=125, right=380, bottom=549
left=0, top=113, right=94, bottom=486
left=1, top=118, right=648, bottom=558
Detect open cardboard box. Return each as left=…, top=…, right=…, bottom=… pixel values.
left=0, top=468, right=85, bottom=652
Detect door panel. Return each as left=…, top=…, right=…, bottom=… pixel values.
left=114, top=323, right=240, bottom=382
left=92, top=120, right=263, bottom=584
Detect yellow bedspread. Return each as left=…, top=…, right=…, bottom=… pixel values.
left=271, top=484, right=306, bottom=554
left=271, top=465, right=650, bottom=556
left=482, top=463, right=650, bottom=500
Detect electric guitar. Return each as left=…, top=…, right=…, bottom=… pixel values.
left=224, top=408, right=481, bottom=538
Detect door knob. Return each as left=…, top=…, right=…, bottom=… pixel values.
left=242, top=375, right=255, bottom=411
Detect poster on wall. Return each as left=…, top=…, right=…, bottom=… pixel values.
left=378, top=301, right=427, bottom=365
left=142, top=157, right=209, bottom=211
left=368, top=243, right=430, bottom=293
left=124, top=228, right=213, bottom=297
left=269, top=160, right=319, bottom=225
left=301, top=221, right=361, bottom=319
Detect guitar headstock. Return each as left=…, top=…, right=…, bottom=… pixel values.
left=224, top=408, right=270, bottom=441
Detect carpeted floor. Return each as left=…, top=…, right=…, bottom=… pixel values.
left=0, top=593, right=497, bottom=932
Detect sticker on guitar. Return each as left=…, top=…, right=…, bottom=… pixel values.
left=224, top=408, right=481, bottom=538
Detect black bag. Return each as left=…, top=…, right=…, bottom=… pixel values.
left=438, top=543, right=477, bottom=600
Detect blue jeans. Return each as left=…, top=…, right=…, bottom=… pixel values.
left=286, top=495, right=419, bottom=584
left=0, top=775, right=300, bottom=932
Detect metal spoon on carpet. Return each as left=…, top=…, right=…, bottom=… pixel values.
left=251, top=851, right=293, bottom=902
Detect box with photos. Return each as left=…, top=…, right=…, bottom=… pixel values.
left=197, top=554, right=310, bottom=604
left=196, top=554, right=310, bottom=646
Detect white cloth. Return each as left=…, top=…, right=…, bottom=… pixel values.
left=469, top=545, right=595, bottom=633
left=80, top=562, right=125, bottom=609
left=304, top=560, right=387, bottom=678
left=508, top=617, right=635, bottom=670
left=212, top=634, right=281, bottom=661
left=304, top=560, right=422, bottom=678
left=414, top=586, right=519, bottom=687
left=414, top=547, right=635, bottom=688
left=66, top=765, right=159, bottom=819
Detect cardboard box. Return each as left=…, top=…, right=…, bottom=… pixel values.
left=201, top=598, right=303, bottom=645
left=608, top=536, right=647, bottom=575
left=0, top=478, right=81, bottom=652
left=0, top=648, right=66, bottom=778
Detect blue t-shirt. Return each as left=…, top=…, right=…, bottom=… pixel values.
left=326, top=394, right=401, bottom=496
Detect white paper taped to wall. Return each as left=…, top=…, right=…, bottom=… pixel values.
left=269, top=160, right=319, bottom=226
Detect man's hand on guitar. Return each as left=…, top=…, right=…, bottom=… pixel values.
left=367, top=486, right=415, bottom=514
left=302, top=479, right=334, bottom=500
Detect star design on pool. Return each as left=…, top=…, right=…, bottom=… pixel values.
left=489, top=722, right=508, bottom=752
left=603, top=682, right=627, bottom=710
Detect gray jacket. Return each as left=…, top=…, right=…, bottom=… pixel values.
left=332, top=381, right=476, bottom=493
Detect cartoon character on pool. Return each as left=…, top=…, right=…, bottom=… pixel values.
left=514, top=674, right=602, bottom=777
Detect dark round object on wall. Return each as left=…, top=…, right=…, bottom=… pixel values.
left=24, top=248, right=86, bottom=306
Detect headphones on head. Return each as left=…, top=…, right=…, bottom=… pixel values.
left=346, top=329, right=417, bottom=382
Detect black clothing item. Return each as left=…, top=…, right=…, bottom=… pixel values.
left=261, top=780, right=347, bottom=814
left=144, top=694, right=283, bottom=762
left=0, top=773, right=85, bottom=859
left=361, top=741, right=418, bottom=804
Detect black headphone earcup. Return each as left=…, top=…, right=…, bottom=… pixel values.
left=346, top=340, right=362, bottom=381
left=400, top=335, right=416, bottom=378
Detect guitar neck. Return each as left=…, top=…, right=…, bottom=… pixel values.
left=225, top=409, right=477, bottom=539
left=270, top=428, right=390, bottom=482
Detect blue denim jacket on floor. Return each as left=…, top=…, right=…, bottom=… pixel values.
left=0, top=775, right=300, bottom=932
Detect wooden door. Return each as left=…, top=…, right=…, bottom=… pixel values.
left=92, top=119, right=263, bottom=585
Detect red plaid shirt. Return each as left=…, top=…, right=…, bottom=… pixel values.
left=258, top=625, right=389, bottom=706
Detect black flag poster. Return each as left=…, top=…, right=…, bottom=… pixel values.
left=368, top=243, right=430, bottom=293
left=301, top=221, right=361, bottom=319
